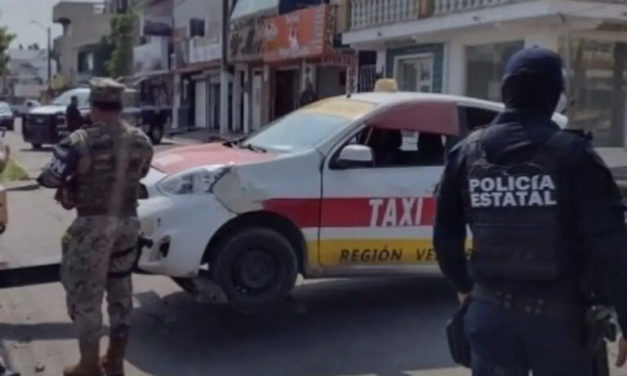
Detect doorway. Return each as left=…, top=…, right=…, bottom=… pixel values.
left=395, top=54, right=434, bottom=92
left=274, top=69, right=299, bottom=119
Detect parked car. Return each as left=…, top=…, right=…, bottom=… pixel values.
left=22, top=88, right=89, bottom=149
left=11, top=99, right=41, bottom=117
left=120, top=88, right=167, bottom=145
left=136, top=90, right=568, bottom=312
left=22, top=85, right=164, bottom=149
left=0, top=102, right=15, bottom=131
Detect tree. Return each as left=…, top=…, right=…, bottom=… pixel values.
left=0, top=27, right=16, bottom=76
left=105, top=11, right=137, bottom=78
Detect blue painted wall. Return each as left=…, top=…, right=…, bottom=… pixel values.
left=386, top=44, right=444, bottom=93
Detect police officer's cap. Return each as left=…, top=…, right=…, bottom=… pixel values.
left=89, top=77, right=126, bottom=106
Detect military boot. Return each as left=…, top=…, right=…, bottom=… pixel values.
left=101, top=335, right=128, bottom=376
left=63, top=337, right=104, bottom=376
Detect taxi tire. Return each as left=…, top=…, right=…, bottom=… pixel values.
left=213, top=227, right=298, bottom=313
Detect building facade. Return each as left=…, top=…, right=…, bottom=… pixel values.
left=170, top=0, right=231, bottom=132
left=53, top=1, right=114, bottom=87
left=343, top=0, right=627, bottom=148
left=4, top=48, right=58, bottom=101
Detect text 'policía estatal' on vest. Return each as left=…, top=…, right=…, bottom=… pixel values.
left=469, top=175, right=557, bottom=208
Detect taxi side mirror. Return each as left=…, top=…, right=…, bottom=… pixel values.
left=336, top=144, right=374, bottom=168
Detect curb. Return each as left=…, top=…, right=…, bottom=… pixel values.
left=1, top=180, right=39, bottom=192
left=0, top=341, right=19, bottom=376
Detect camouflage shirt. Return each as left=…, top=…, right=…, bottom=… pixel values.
left=69, top=121, right=153, bottom=217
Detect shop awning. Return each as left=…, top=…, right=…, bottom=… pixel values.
left=171, top=61, right=220, bottom=74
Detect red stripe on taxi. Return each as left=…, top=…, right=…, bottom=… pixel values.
left=263, top=197, right=436, bottom=228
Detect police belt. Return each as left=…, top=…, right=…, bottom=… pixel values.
left=471, top=284, right=580, bottom=319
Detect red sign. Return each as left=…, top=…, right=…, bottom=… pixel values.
left=263, top=4, right=332, bottom=63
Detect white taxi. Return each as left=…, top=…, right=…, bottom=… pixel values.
left=137, top=91, right=567, bottom=311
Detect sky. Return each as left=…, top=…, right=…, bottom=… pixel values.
left=0, top=0, right=100, bottom=49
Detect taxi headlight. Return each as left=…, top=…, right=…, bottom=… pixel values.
left=157, top=167, right=225, bottom=195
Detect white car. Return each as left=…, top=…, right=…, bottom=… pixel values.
left=138, top=91, right=567, bottom=311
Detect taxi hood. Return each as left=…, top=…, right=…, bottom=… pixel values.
left=152, top=142, right=276, bottom=174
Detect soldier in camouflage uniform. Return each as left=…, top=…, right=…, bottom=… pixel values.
left=39, top=78, right=153, bottom=376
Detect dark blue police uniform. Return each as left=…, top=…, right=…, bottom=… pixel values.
left=434, top=48, right=627, bottom=376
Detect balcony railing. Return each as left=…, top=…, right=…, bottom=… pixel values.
left=434, top=0, right=511, bottom=15
left=347, top=0, right=518, bottom=30
left=349, top=0, right=424, bottom=30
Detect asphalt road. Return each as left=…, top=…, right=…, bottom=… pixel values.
left=0, top=123, right=461, bottom=376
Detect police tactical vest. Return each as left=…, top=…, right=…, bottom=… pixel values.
left=465, top=128, right=577, bottom=281
left=75, top=122, right=150, bottom=217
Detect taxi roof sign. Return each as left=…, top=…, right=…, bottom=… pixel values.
left=373, top=79, right=399, bottom=93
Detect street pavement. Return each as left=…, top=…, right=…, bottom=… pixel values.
left=0, top=123, right=464, bottom=376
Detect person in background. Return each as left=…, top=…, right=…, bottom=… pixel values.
left=66, top=96, right=83, bottom=133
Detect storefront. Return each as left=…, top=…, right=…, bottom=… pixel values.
left=465, top=40, right=524, bottom=102
left=560, top=37, right=627, bottom=147
left=386, top=44, right=444, bottom=93
left=262, top=3, right=334, bottom=120
left=229, top=16, right=266, bottom=132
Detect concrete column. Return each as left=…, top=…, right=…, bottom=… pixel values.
left=447, top=40, right=465, bottom=95
left=219, top=70, right=230, bottom=135
left=243, top=67, right=251, bottom=134
left=172, top=74, right=181, bottom=130
left=376, top=48, right=386, bottom=77
left=232, top=69, right=242, bottom=132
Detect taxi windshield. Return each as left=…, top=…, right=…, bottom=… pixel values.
left=242, top=99, right=375, bottom=152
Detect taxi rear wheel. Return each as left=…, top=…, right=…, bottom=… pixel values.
left=213, top=227, right=298, bottom=313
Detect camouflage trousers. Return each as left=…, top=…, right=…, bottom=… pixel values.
left=61, top=216, right=140, bottom=342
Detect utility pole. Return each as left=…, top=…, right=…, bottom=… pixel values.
left=47, top=27, right=52, bottom=95
left=30, top=21, right=53, bottom=96
left=219, top=0, right=230, bottom=135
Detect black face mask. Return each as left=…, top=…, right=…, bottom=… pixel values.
left=501, top=48, right=565, bottom=118
left=501, top=71, right=562, bottom=118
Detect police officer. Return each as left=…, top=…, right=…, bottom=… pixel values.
left=434, top=47, right=627, bottom=375
left=38, top=78, right=153, bottom=376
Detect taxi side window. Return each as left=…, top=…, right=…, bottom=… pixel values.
left=345, top=126, right=447, bottom=168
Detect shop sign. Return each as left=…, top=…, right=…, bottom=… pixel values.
left=229, top=18, right=264, bottom=62
left=321, top=51, right=357, bottom=67
left=263, top=4, right=332, bottom=63
left=189, top=37, right=222, bottom=64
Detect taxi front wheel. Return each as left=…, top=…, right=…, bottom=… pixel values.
left=212, top=227, right=298, bottom=313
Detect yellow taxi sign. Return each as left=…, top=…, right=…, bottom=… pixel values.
left=374, top=79, right=399, bottom=93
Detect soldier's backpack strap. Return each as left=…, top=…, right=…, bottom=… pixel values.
left=464, top=128, right=487, bottom=174
left=530, top=130, right=582, bottom=173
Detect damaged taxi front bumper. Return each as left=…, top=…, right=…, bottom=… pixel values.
left=137, top=169, right=236, bottom=278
